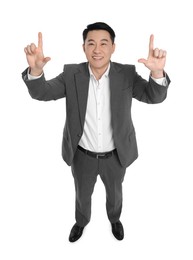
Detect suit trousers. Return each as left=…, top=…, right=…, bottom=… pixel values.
left=71, top=147, right=126, bottom=227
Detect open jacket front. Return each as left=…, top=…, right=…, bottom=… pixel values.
left=22, top=61, right=170, bottom=167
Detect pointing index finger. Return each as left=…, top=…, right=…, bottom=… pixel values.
left=38, top=32, right=43, bottom=48
left=148, top=34, right=154, bottom=56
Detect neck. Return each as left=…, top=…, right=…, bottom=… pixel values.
left=89, top=64, right=110, bottom=80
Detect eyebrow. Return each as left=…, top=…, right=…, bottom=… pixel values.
left=87, top=38, right=109, bottom=42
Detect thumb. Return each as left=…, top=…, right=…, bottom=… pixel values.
left=138, top=58, right=147, bottom=65
left=43, top=57, right=51, bottom=64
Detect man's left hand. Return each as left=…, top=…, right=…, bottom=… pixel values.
left=138, top=34, right=167, bottom=78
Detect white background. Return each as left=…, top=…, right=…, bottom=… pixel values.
left=1, top=0, right=193, bottom=259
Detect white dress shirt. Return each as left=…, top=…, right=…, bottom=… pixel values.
left=78, top=64, right=115, bottom=152
left=28, top=65, right=167, bottom=153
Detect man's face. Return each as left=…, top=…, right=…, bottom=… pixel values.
left=83, top=30, right=115, bottom=71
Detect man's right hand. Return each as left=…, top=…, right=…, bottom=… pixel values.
left=24, top=32, right=51, bottom=76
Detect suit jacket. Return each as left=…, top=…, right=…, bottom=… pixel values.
left=22, top=62, right=170, bottom=168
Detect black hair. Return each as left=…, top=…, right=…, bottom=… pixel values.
left=82, top=22, right=116, bottom=44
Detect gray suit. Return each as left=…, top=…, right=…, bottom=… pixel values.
left=22, top=61, right=170, bottom=167
left=22, top=62, right=170, bottom=226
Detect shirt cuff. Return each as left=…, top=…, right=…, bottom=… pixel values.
left=151, top=76, right=168, bottom=87
left=27, top=68, right=43, bottom=80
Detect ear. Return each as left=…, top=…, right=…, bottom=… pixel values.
left=112, top=43, right=116, bottom=54
left=82, top=44, right=85, bottom=52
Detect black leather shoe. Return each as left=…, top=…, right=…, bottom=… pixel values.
left=69, top=223, right=84, bottom=242
left=111, top=220, right=124, bottom=240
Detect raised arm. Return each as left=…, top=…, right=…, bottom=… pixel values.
left=24, top=32, right=51, bottom=76
left=138, top=34, right=167, bottom=78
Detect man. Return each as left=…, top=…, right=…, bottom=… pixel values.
left=22, top=22, right=170, bottom=242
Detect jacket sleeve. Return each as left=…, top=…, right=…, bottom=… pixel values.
left=132, top=66, right=171, bottom=104
left=21, top=68, right=66, bottom=101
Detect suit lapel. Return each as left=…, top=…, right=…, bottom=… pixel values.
left=74, top=62, right=124, bottom=131
left=109, top=63, right=123, bottom=119
left=74, top=65, right=90, bottom=130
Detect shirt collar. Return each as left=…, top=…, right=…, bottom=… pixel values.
left=88, top=63, right=110, bottom=79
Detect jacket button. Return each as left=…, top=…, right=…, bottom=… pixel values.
left=77, top=133, right=82, bottom=137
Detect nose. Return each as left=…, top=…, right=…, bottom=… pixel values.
left=93, top=44, right=101, bottom=53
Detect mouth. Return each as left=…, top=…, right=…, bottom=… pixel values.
left=92, top=56, right=103, bottom=60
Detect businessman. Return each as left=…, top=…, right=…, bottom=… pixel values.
left=22, top=22, right=170, bottom=242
